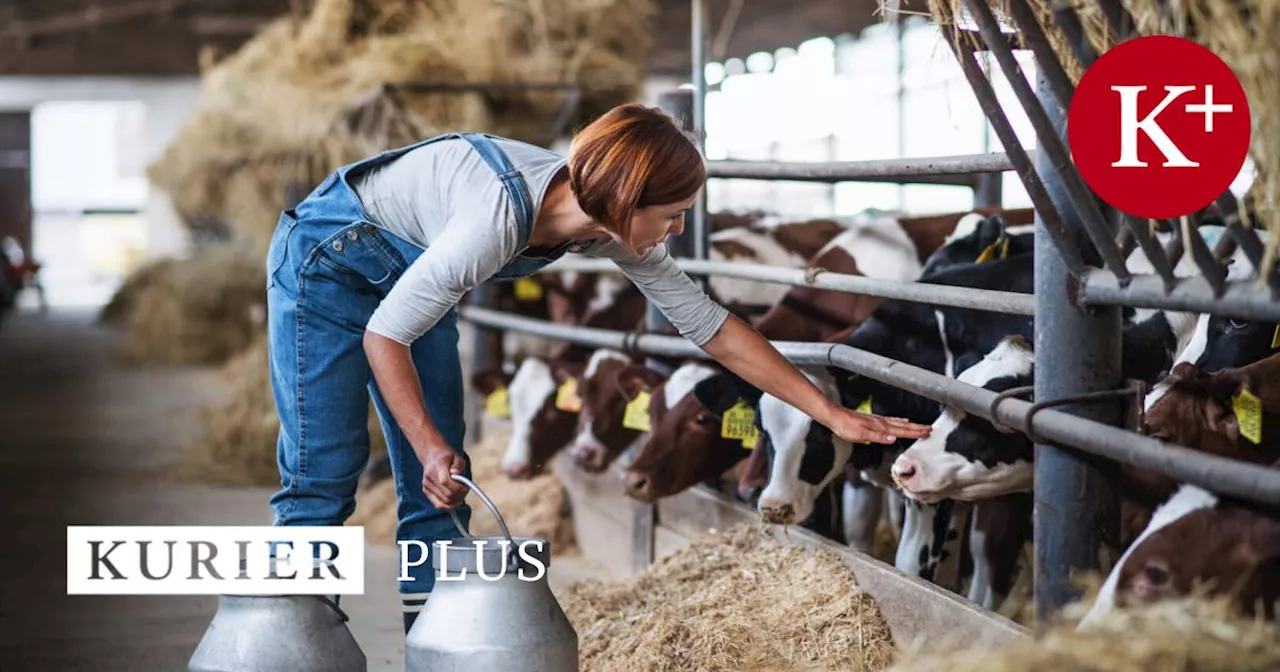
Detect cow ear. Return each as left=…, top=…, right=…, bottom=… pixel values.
left=471, top=369, right=514, bottom=396
left=615, top=365, right=667, bottom=401
left=1202, top=396, right=1240, bottom=443
left=693, top=373, right=760, bottom=414
left=550, top=360, right=585, bottom=386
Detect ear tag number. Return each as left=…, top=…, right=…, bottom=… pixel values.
left=721, top=400, right=755, bottom=440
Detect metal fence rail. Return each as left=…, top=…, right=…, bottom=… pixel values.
left=538, top=257, right=1038, bottom=315
left=459, top=306, right=1280, bottom=507
left=706, top=152, right=1014, bottom=187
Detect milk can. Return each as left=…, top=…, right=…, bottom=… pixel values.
left=188, top=593, right=366, bottom=671
left=405, top=474, right=578, bottom=672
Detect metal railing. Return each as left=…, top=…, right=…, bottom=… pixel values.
left=461, top=306, right=1280, bottom=508
left=461, top=0, right=1279, bottom=630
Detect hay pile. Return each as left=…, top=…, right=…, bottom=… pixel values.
left=889, top=597, right=1280, bottom=671
left=148, top=0, right=654, bottom=255
left=180, top=337, right=388, bottom=486
left=111, top=243, right=266, bottom=366
left=919, top=0, right=1279, bottom=279
left=347, top=425, right=576, bottom=553
left=560, top=523, right=897, bottom=672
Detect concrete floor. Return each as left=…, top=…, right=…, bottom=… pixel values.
left=0, top=307, right=609, bottom=671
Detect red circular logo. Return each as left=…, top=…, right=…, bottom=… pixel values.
left=1068, top=36, right=1251, bottom=220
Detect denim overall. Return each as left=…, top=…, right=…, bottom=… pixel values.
left=264, top=132, right=576, bottom=633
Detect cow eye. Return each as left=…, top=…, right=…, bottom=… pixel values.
left=1226, top=318, right=1249, bottom=332
left=694, top=412, right=714, bottom=425
left=1143, top=562, right=1169, bottom=586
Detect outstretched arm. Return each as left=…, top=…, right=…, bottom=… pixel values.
left=598, top=240, right=930, bottom=444
left=700, top=314, right=931, bottom=444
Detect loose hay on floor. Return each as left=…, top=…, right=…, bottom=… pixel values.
left=889, top=597, right=1280, bottom=672
left=348, top=425, right=576, bottom=555
left=559, top=523, right=897, bottom=672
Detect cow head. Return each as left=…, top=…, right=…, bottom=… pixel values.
left=567, top=350, right=663, bottom=473
left=921, top=213, right=1033, bottom=276
left=891, top=335, right=1036, bottom=503
left=1195, top=316, right=1280, bottom=373
left=699, top=367, right=850, bottom=527
left=497, top=356, right=584, bottom=479
left=622, top=363, right=748, bottom=503
left=1113, top=499, right=1280, bottom=619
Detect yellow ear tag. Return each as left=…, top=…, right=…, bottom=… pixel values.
left=555, top=378, right=582, bottom=412
left=1271, top=324, right=1279, bottom=349
left=854, top=396, right=874, bottom=444
left=485, top=386, right=510, bottom=419
left=721, top=400, right=755, bottom=440
left=623, top=390, right=652, bottom=432
left=975, top=237, right=1001, bottom=264
left=741, top=424, right=760, bottom=450
left=514, top=277, right=543, bottom=302
left=1233, top=387, right=1263, bottom=445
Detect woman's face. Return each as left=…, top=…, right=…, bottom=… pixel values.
left=625, top=196, right=698, bottom=256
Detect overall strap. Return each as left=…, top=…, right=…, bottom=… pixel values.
left=458, top=132, right=537, bottom=250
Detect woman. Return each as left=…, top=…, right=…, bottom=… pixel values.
left=264, top=102, right=931, bottom=632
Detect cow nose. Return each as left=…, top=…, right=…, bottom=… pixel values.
left=624, top=472, right=652, bottom=501
left=573, top=445, right=606, bottom=473
left=891, top=457, right=918, bottom=489
left=758, top=499, right=795, bottom=524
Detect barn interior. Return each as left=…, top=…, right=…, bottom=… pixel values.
left=2, top=1, right=1279, bottom=671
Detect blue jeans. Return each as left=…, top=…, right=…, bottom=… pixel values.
left=264, top=132, right=572, bottom=633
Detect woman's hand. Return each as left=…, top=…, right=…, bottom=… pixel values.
left=823, top=403, right=932, bottom=445
left=700, top=315, right=931, bottom=445
left=419, top=444, right=469, bottom=510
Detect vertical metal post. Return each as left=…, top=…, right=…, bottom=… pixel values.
left=896, top=14, right=907, bottom=211
left=975, top=173, right=1003, bottom=208
left=465, top=283, right=500, bottom=443
left=691, top=0, right=710, bottom=264
left=651, top=90, right=699, bottom=372
left=1032, top=63, right=1121, bottom=626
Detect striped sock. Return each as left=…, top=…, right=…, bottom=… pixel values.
left=402, top=592, right=429, bottom=634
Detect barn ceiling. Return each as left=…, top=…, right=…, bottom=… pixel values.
left=0, top=0, right=912, bottom=78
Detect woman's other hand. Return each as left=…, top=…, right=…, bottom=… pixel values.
left=825, top=405, right=932, bottom=445
left=419, top=446, right=469, bottom=509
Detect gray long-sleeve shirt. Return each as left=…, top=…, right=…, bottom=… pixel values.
left=350, top=135, right=729, bottom=347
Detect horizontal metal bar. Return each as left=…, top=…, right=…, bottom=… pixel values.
left=1081, top=270, right=1280, bottom=321
left=458, top=307, right=1280, bottom=506
left=539, top=257, right=1037, bottom=315
left=705, top=152, right=1013, bottom=185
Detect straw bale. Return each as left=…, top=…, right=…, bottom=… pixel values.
left=98, top=256, right=181, bottom=326
left=348, top=425, right=577, bottom=553
left=888, top=596, right=1280, bottom=672
left=560, top=523, right=897, bottom=672
left=115, top=243, right=266, bottom=367
left=149, top=0, right=654, bottom=257
left=180, top=337, right=389, bottom=486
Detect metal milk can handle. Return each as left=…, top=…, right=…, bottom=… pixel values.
left=447, top=473, right=518, bottom=551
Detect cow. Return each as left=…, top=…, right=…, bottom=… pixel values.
left=622, top=210, right=1021, bottom=502
left=1080, top=482, right=1280, bottom=625
left=889, top=335, right=1037, bottom=504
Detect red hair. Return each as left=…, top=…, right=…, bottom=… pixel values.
left=568, top=103, right=706, bottom=251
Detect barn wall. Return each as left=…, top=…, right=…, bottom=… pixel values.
left=0, top=76, right=201, bottom=262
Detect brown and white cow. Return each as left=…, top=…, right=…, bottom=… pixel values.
left=1081, top=481, right=1280, bottom=625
